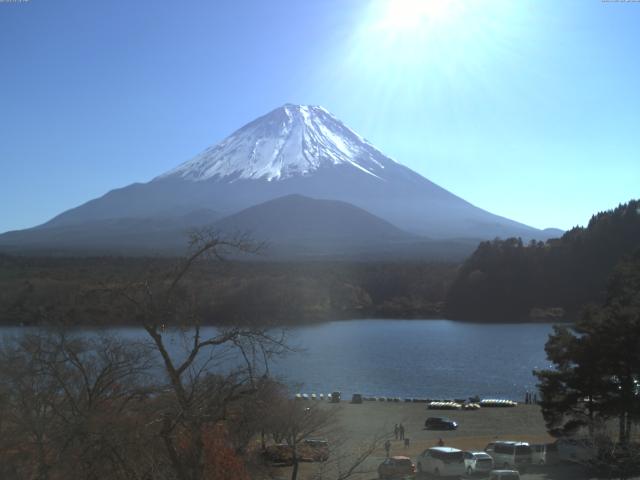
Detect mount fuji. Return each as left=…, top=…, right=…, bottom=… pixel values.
left=0, top=104, right=560, bottom=257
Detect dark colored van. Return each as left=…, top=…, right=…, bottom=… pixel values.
left=424, top=417, right=458, bottom=430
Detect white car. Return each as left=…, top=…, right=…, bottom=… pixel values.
left=489, top=470, right=520, bottom=480
left=463, top=451, right=494, bottom=476
left=416, top=446, right=466, bottom=477
left=484, top=441, right=532, bottom=470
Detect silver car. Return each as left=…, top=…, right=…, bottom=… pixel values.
left=463, top=451, right=494, bottom=476
left=489, top=470, right=520, bottom=480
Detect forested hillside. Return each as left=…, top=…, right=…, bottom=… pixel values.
left=4, top=200, right=638, bottom=326
left=445, top=199, right=640, bottom=321
left=0, top=256, right=456, bottom=326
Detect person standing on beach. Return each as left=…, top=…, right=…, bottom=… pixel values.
left=394, top=424, right=399, bottom=440
left=437, top=438, right=444, bottom=446
left=384, top=439, right=391, bottom=457
left=399, top=423, right=405, bottom=440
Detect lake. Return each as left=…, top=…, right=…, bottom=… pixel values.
left=275, top=319, right=555, bottom=400
left=0, top=319, right=556, bottom=401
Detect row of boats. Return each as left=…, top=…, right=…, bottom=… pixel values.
left=294, top=393, right=518, bottom=408
left=428, top=399, right=518, bottom=409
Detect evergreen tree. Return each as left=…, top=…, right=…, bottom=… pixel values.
left=447, top=199, right=640, bottom=321
left=534, top=249, right=640, bottom=443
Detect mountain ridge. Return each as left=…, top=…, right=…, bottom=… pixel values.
left=214, top=193, right=412, bottom=243
left=0, top=104, right=562, bottom=255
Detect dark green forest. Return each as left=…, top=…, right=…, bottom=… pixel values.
left=446, top=199, right=640, bottom=322
left=0, top=256, right=456, bottom=326
left=2, top=199, right=638, bottom=326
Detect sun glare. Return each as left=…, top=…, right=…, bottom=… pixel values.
left=342, top=0, right=520, bottom=106
left=379, top=0, right=463, bottom=32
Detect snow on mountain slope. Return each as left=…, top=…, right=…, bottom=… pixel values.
left=157, top=104, right=395, bottom=182
left=0, top=103, right=562, bottom=251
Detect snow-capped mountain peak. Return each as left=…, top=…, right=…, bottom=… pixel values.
left=156, top=104, right=397, bottom=182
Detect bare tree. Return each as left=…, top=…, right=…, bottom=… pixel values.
left=0, top=335, right=60, bottom=480
left=107, top=229, right=290, bottom=480
left=0, top=229, right=388, bottom=480
left=319, top=431, right=390, bottom=480
left=268, top=400, right=336, bottom=480
left=589, top=434, right=640, bottom=480
left=0, top=331, right=155, bottom=480
left=264, top=396, right=391, bottom=480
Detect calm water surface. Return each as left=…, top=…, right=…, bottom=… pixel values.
left=0, top=320, right=556, bottom=400
left=276, top=319, right=555, bottom=400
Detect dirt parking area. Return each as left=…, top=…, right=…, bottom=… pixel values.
left=271, top=401, right=597, bottom=480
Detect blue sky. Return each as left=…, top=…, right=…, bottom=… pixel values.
left=0, top=0, right=638, bottom=233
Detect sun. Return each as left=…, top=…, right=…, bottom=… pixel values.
left=378, top=0, right=464, bottom=32
left=348, top=0, right=517, bottom=78
left=352, top=0, right=478, bottom=77
left=331, top=0, right=521, bottom=119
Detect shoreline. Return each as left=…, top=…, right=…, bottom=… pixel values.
left=0, top=316, right=573, bottom=328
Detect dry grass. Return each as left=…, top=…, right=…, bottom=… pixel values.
left=271, top=402, right=556, bottom=479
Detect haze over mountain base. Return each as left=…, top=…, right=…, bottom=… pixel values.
left=0, top=105, right=561, bottom=257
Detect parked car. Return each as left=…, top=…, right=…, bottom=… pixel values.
left=351, top=393, right=363, bottom=404
left=377, top=456, right=415, bottom=479
left=424, top=417, right=458, bottom=430
left=264, top=443, right=294, bottom=465
left=300, top=439, right=329, bottom=461
left=416, top=446, right=466, bottom=477
left=484, top=441, right=532, bottom=470
left=489, top=470, right=520, bottom=480
left=463, top=451, right=494, bottom=476
left=329, top=391, right=341, bottom=403
left=264, top=439, right=329, bottom=464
